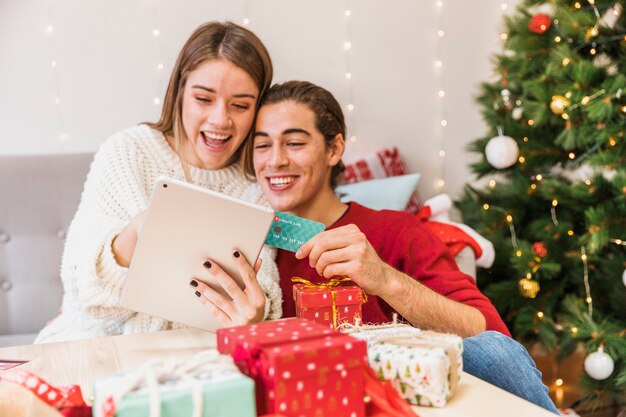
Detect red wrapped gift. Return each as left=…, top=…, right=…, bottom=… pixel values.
left=217, top=318, right=368, bottom=417
left=292, top=277, right=366, bottom=329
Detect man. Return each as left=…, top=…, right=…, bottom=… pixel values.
left=244, top=80, right=558, bottom=414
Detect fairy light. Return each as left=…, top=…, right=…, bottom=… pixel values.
left=434, top=0, right=448, bottom=192
left=554, top=36, right=562, bottom=42
left=608, top=137, right=616, bottom=146
left=568, top=230, right=574, bottom=236
left=343, top=0, right=356, bottom=146
left=611, top=238, right=626, bottom=246
left=581, top=96, right=590, bottom=105
left=571, top=327, right=578, bottom=334
left=528, top=119, right=534, bottom=126
left=518, top=156, right=526, bottom=163
left=523, top=137, right=529, bottom=142
left=581, top=246, right=593, bottom=317
left=555, top=379, right=564, bottom=386
left=537, top=311, right=544, bottom=318
left=574, top=2, right=581, bottom=8
left=45, top=0, right=68, bottom=147
left=483, top=204, right=490, bottom=210
left=568, top=152, right=576, bottom=159
left=489, top=180, right=497, bottom=188
left=551, top=199, right=559, bottom=226
left=530, top=183, right=537, bottom=190
left=151, top=0, right=168, bottom=109
left=516, top=250, right=522, bottom=257
left=562, top=58, right=571, bottom=66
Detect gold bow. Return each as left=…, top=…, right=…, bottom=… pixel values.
left=291, top=276, right=367, bottom=329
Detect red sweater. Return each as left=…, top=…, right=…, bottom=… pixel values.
left=277, top=202, right=511, bottom=336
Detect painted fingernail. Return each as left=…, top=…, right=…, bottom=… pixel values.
left=195, top=291, right=201, bottom=297
left=203, top=261, right=212, bottom=269
left=190, top=280, right=198, bottom=287
left=233, top=251, right=241, bottom=258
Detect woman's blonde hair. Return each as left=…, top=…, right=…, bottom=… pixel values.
left=146, top=21, right=273, bottom=180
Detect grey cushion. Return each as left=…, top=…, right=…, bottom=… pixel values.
left=0, top=153, right=93, bottom=346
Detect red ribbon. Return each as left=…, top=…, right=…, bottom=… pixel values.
left=363, top=366, right=419, bottom=417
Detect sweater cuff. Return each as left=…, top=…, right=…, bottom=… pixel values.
left=96, top=228, right=129, bottom=293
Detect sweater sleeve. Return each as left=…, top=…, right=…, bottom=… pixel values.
left=256, top=245, right=283, bottom=320
left=389, top=215, right=511, bottom=336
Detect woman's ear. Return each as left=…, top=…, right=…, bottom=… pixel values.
left=328, top=133, right=345, bottom=167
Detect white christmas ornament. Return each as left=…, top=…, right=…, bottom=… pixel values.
left=512, top=107, right=523, bottom=120
left=485, top=135, right=519, bottom=169
left=622, top=268, right=626, bottom=288
left=584, top=347, right=615, bottom=380
left=593, top=53, right=618, bottom=76
left=600, top=3, right=622, bottom=29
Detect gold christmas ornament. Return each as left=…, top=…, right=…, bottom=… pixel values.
left=519, top=277, right=540, bottom=298
left=585, top=26, right=599, bottom=41
left=550, top=95, right=570, bottom=115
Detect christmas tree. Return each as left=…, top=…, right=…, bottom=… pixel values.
left=456, top=0, right=626, bottom=410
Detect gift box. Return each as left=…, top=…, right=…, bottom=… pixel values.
left=365, top=330, right=463, bottom=408
left=92, top=350, right=255, bottom=417
left=292, top=278, right=366, bottom=329
left=217, top=318, right=368, bottom=417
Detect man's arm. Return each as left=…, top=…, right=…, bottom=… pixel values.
left=297, top=224, right=488, bottom=337
left=378, top=263, right=486, bottom=337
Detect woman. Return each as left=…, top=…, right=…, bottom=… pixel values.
left=35, top=21, right=282, bottom=344
left=237, top=80, right=558, bottom=414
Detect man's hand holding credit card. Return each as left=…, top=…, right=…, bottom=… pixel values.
left=264, top=211, right=325, bottom=252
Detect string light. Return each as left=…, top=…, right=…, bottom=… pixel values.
left=528, top=119, right=534, bottom=126
left=489, top=180, right=497, bottom=188
left=581, top=246, right=593, bottom=317
left=554, top=36, right=562, bottom=42
left=568, top=230, right=574, bottom=236
left=536, top=174, right=543, bottom=181
left=537, top=311, right=544, bottom=318
left=342, top=0, right=356, bottom=146
left=483, top=204, right=490, bottom=210
left=571, top=327, right=578, bottom=334
left=518, top=156, right=526, bottom=163
left=435, top=0, right=448, bottom=192
left=555, top=379, right=564, bottom=386
left=45, top=1, right=68, bottom=147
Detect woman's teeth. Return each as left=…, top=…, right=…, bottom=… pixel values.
left=269, top=177, right=295, bottom=185
left=203, top=131, right=230, bottom=141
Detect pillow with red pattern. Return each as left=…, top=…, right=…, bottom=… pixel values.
left=342, top=147, right=421, bottom=212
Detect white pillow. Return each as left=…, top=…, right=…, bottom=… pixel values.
left=335, top=173, right=421, bottom=211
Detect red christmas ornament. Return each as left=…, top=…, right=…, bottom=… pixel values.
left=529, top=14, right=552, bottom=34
left=532, top=242, right=548, bottom=258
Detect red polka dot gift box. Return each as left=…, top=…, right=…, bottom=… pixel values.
left=217, top=318, right=368, bottom=417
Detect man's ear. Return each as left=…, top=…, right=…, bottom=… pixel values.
left=328, top=133, right=345, bottom=167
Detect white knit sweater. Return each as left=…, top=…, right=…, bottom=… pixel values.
left=35, top=125, right=282, bottom=343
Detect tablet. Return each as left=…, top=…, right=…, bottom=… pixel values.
left=120, top=176, right=275, bottom=331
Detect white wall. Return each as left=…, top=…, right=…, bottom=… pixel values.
left=0, top=0, right=519, bottom=200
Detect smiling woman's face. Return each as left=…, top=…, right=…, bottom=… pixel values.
left=180, top=59, right=259, bottom=170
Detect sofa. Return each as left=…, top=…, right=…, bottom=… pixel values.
left=0, top=153, right=93, bottom=346
left=0, top=153, right=476, bottom=347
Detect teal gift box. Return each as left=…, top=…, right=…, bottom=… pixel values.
left=92, top=350, right=255, bottom=417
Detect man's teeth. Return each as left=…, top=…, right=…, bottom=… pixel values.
left=269, top=177, right=295, bottom=186
left=203, top=131, right=229, bottom=141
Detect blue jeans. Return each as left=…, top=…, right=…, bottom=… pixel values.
left=463, top=331, right=559, bottom=415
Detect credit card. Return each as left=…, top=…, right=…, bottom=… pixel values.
left=264, top=211, right=325, bottom=252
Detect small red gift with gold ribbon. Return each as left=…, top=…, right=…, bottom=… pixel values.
left=292, top=276, right=367, bottom=329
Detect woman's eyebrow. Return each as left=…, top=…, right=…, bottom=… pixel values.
left=190, top=85, right=256, bottom=99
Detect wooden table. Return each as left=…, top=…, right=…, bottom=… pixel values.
left=0, top=329, right=555, bottom=417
